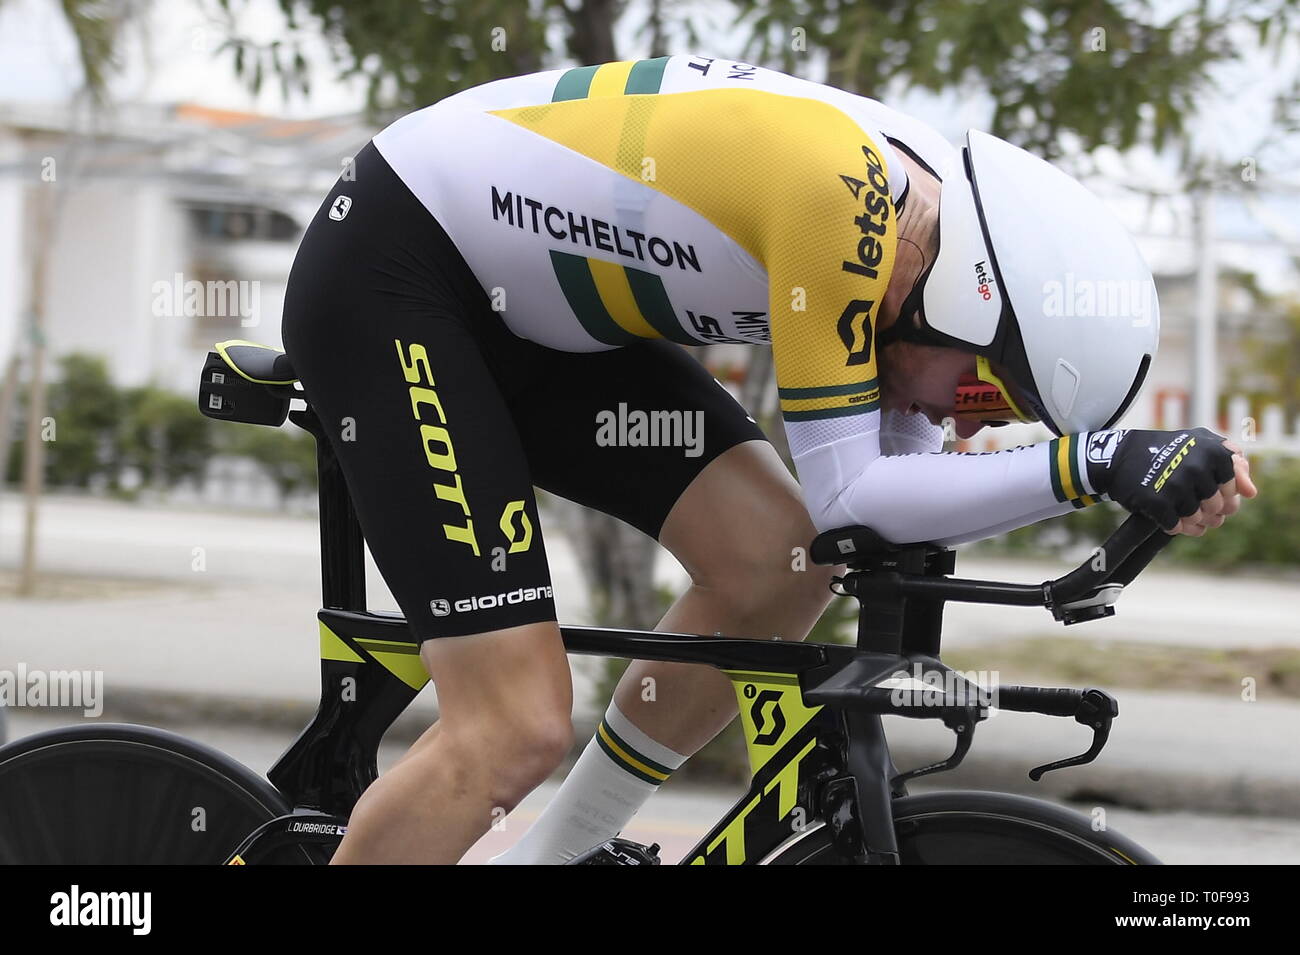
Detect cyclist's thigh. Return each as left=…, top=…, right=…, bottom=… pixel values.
left=281, top=144, right=556, bottom=642
left=506, top=339, right=770, bottom=541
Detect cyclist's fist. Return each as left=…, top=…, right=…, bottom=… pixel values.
left=1166, top=440, right=1257, bottom=537
left=1085, top=428, right=1256, bottom=535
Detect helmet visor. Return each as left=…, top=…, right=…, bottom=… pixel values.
left=951, top=355, right=1039, bottom=425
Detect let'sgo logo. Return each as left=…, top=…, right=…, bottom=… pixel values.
left=974, top=260, right=993, bottom=301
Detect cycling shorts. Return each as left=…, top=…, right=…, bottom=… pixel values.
left=280, top=142, right=767, bottom=640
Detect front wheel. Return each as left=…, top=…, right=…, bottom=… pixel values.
left=0, top=723, right=313, bottom=864
left=764, top=790, right=1160, bottom=864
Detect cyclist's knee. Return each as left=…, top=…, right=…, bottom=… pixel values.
left=709, top=555, right=836, bottom=630
left=418, top=622, right=574, bottom=808
left=682, top=509, right=837, bottom=628
left=426, top=704, right=572, bottom=814
left=476, top=708, right=574, bottom=810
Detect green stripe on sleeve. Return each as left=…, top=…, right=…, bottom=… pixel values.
left=1066, top=434, right=1087, bottom=501
left=782, top=402, right=878, bottom=422
left=552, top=65, right=598, bottom=101
left=623, top=267, right=696, bottom=344
left=778, top=379, right=879, bottom=400
left=549, top=251, right=643, bottom=346
left=624, top=56, right=670, bottom=94
left=1048, top=437, right=1066, bottom=502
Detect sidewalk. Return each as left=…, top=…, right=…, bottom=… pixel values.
left=3, top=491, right=1298, bottom=818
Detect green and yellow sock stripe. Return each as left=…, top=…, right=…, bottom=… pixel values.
left=1048, top=434, right=1099, bottom=507
left=778, top=379, right=881, bottom=421
left=552, top=57, right=671, bottom=102
left=595, top=719, right=673, bottom=786
left=550, top=251, right=693, bottom=345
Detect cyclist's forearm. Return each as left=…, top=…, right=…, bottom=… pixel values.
left=794, top=432, right=1100, bottom=545
left=925, top=499, right=1084, bottom=547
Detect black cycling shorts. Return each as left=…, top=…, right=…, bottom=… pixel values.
left=280, top=142, right=767, bottom=640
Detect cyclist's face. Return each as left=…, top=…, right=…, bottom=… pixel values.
left=880, top=342, right=982, bottom=437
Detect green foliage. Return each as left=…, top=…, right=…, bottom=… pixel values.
left=1163, top=454, right=1300, bottom=567
left=217, top=0, right=559, bottom=115
left=55, top=0, right=134, bottom=102
left=806, top=592, right=858, bottom=645
left=42, top=353, right=122, bottom=487
left=733, top=0, right=1300, bottom=159
left=4, top=351, right=317, bottom=504
left=116, top=385, right=216, bottom=490
left=204, top=0, right=1299, bottom=175
left=978, top=454, right=1300, bottom=568
left=1221, top=271, right=1300, bottom=425
left=218, top=422, right=319, bottom=505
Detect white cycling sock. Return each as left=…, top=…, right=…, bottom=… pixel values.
left=489, top=700, right=687, bottom=865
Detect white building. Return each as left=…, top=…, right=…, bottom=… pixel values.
left=0, top=100, right=373, bottom=393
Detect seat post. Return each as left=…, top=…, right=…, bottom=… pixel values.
left=291, top=407, right=366, bottom=611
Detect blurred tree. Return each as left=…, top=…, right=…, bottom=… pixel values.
left=117, top=386, right=216, bottom=492
left=736, top=0, right=1300, bottom=160
left=216, top=0, right=552, bottom=114
left=1220, top=267, right=1300, bottom=430
left=218, top=423, right=319, bottom=508
left=42, top=353, right=121, bottom=488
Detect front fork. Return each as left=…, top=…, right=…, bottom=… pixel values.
left=824, top=710, right=905, bottom=864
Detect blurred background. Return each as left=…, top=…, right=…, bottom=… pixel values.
left=1, top=0, right=1298, bottom=863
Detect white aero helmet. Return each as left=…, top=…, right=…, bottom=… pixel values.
left=896, top=129, right=1159, bottom=436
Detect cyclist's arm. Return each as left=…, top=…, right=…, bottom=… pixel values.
left=792, top=432, right=1100, bottom=546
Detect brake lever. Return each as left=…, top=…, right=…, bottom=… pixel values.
left=894, top=705, right=981, bottom=786
left=1027, top=688, right=1119, bottom=780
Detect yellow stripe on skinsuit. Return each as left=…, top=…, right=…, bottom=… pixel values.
left=597, top=722, right=670, bottom=782
left=586, top=258, right=659, bottom=338
left=492, top=88, right=898, bottom=398
left=587, top=60, right=636, bottom=97
left=1056, top=435, right=1080, bottom=501
left=495, top=88, right=863, bottom=263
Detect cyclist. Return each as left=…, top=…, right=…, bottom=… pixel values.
left=279, top=54, right=1256, bottom=864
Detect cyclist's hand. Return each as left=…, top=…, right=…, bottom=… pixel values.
left=1085, top=427, right=1251, bottom=534
left=1166, top=440, right=1257, bottom=537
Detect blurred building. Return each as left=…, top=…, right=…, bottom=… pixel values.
left=0, top=100, right=373, bottom=392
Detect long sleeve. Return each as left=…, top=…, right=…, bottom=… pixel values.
left=792, top=429, right=1102, bottom=546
